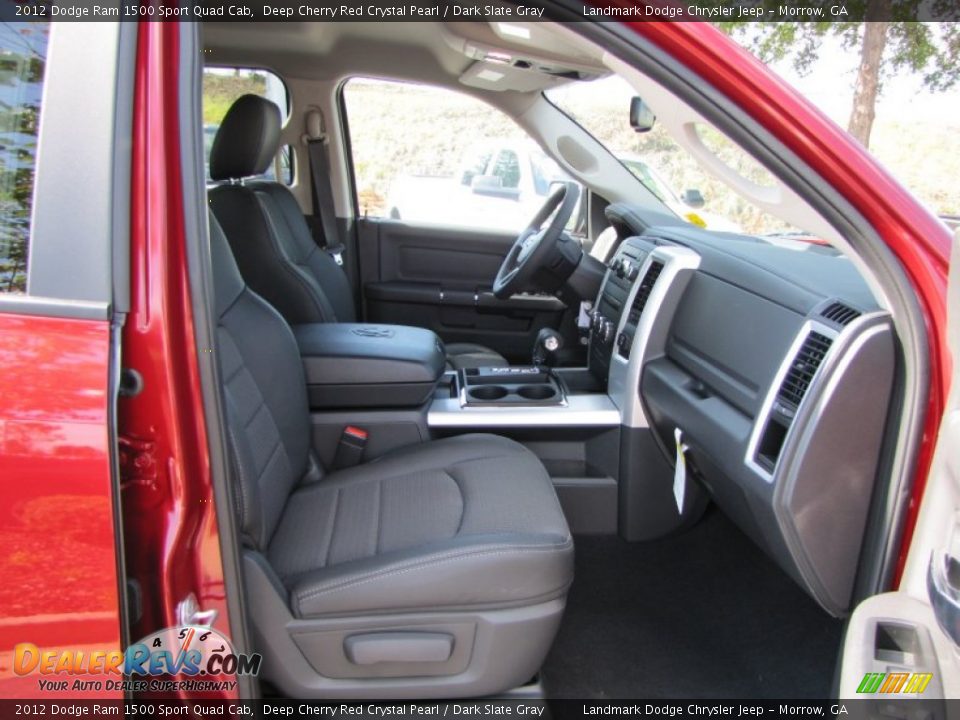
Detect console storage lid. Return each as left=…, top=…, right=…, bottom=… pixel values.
left=293, top=323, right=446, bottom=408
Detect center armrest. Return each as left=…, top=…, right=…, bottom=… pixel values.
left=292, top=323, right=446, bottom=408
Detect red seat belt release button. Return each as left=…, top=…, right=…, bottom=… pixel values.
left=333, top=426, right=368, bottom=470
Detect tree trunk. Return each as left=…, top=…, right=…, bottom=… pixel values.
left=848, top=21, right=889, bottom=148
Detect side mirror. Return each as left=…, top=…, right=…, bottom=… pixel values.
left=630, top=97, right=656, bottom=133
left=681, top=189, right=705, bottom=208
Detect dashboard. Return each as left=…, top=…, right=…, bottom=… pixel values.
left=590, top=222, right=896, bottom=616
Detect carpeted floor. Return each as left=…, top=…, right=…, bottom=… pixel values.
left=542, top=508, right=843, bottom=699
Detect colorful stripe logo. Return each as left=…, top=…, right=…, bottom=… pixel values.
left=857, top=672, right=932, bottom=694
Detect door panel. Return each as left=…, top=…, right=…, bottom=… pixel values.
left=359, top=217, right=567, bottom=363
left=837, top=228, right=960, bottom=704
left=0, top=312, right=122, bottom=698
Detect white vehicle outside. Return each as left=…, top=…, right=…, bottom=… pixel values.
left=386, top=141, right=574, bottom=232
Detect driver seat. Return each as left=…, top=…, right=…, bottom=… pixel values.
left=208, top=95, right=508, bottom=370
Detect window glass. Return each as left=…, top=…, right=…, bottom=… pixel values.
left=202, top=67, right=293, bottom=184
left=343, top=78, right=575, bottom=233
left=547, top=76, right=797, bottom=236
left=0, top=22, right=49, bottom=294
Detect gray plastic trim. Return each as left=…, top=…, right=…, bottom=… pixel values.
left=242, top=551, right=565, bottom=699
left=608, top=245, right=701, bottom=428
left=773, top=315, right=895, bottom=614
left=428, top=393, right=618, bottom=428
left=0, top=295, right=108, bottom=320
left=110, top=25, right=136, bottom=314
left=28, top=24, right=120, bottom=305
left=745, top=313, right=886, bottom=483
left=566, top=13, right=929, bottom=600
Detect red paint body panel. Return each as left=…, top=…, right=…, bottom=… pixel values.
left=629, top=22, right=951, bottom=582
left=120, top=21, right=234, bottom=700
left=0, top=314, right=122, bottom=698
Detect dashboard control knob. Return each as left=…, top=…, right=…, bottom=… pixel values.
left=627, top=264, right=640, bottom=281
left=601, top=320, right=614, bottom=343
left=593, top=313, right=605, bottom=333
left=616, top=331, right=629, bottom=350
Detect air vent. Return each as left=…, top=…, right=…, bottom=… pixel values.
left=626, top=261, right=664, bottom=325
left=777, top=331, right=833, bottom=408
left=820, top=302, right=861, bottom=327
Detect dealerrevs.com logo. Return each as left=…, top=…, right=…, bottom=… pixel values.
left=13, top=625, right=261, bottom=693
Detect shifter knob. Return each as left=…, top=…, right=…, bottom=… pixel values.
left=533, top=328, right=564, bottom=367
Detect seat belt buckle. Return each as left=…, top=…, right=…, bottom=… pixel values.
left=332, top=425, right=368, bottom=470
left=327, top=243, right=345, bottom=266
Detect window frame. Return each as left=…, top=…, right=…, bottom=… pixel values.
left=0, top=23, right=135, bottom=320
left=338, top=76, right=574, bottom=232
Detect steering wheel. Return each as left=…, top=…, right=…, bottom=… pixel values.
left=493, top=182, right=581, bottom=299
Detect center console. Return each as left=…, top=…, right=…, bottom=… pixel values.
left=458, top=366, right=566, bottom=407
left=294, top=241, right=702, bottom=540
left=293, top=323, right=445, bottom=409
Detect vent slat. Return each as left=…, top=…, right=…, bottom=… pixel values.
left=820, top=302, right=861, bottom=327
left=627, top=261, right=664, bottom=324
left=776, top=331, right=833, bottom=408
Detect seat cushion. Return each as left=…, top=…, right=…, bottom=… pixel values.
left=268, top=434, right=573, bottom=618
left=445, top=343, right=509, bottom=370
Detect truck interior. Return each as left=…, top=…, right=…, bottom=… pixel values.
left=188, top=17, right=931, bottom=699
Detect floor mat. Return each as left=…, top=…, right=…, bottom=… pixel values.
left=542, top=508, right=844, bottom=699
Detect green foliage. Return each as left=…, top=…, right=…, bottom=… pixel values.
left=716, top=19, right=960, bottom=92
left=202, top=71, right=266, bottom=125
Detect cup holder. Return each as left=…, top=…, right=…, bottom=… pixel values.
left=517, top=385, right=557, bottom=401
left=468, top=385, right=509, bottom=401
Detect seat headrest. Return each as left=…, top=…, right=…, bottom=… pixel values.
left=209, top=95, right=282, bottom=181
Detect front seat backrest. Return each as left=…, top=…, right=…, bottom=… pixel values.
left=208, top=94, right=356, bottom=326
left=211, top=212, right=314, bottom=548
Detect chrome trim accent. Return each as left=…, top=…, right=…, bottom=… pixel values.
left=744, top=312, right=885, bottom=483
left=456, top=379, right=569, bottom=409
left=177, top=593, right=217, bottom=628
left=744, top=320, right=836, bottom=482
left=607, top=246, right=700, bottom=429
left=427, top=393, right=619, bottom=428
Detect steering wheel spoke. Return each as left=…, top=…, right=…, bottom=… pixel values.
left=492, top=182, right=581, bottom=299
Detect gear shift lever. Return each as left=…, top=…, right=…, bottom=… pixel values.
left=533, top=328, right=563, bottom=368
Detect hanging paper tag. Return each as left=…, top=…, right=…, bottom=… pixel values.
left=674, top=428, right=689, bottom=514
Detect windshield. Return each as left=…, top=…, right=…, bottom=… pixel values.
left=546, top=76, right=798, bottom=236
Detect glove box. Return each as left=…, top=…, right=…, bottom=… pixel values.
left=293, top=324, right=446, bottom=409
